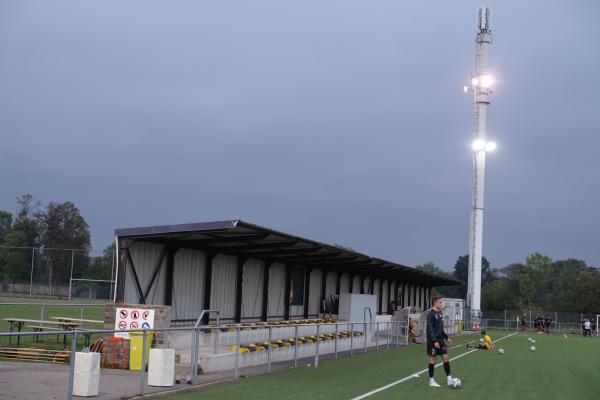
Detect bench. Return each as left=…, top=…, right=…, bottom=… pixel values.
left=26, top=325, right=62, bottom=342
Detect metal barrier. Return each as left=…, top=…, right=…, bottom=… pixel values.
left=0, top=320, right=410, bottom=400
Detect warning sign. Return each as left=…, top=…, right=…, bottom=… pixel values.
left=114, top=307, right=155, bottom=339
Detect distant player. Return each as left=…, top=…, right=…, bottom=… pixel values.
left=426, top=297, right=454, bottom=387
left=583, top=319, right=591, bottom=337
left=520, top=316, right=526, bottom=333
left=544, top=317, right=551, bottom=335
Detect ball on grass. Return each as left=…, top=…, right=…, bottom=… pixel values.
left=451, top=378, right=462, bottom=388
left=498, top=348, right=504, bottom=355
left=530, top=345, right=536, bottom=352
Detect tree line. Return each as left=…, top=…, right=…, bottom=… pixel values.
left=417, top=253, right=600, bottom=313
left=0, top=194, right=113, bottom=287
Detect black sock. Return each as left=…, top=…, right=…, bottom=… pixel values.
left=428, top=363, right=435, bottom=378
left=443, top=361, right=451, bottom=376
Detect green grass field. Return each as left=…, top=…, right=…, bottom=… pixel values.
left=0, top=296, right=106, bottom=349
left=164, top=331, right=600, bottom=400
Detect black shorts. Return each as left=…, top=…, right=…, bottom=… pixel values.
left=427, top=339, right=447, bottom=356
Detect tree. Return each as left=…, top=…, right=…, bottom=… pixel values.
left=452, top=255, right=491, bottom=300
left=1, top=195, right=41, bottom=281
left=482, top=279, right=519, bottom=310
left=0, top=210, right=12, bottom=244
left=37, top=201, right=91, bottom=287
left=415, top=262, right=458, bottom=297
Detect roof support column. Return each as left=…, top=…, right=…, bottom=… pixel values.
left=261, top=260, right=274, bottom=322
left=360, top=275, right=366, bottom=294
left=164, top=246, right=178, bottom=306
left=335, top=271, right=341, bottom=295
left=320, top=269, right=328, bottom=316
left=369, top=275, right=375, bottom=295
left=303, top=266, right=313, bottom=319
left=284, top=265, right=291, bottom=320
left=413, top=284, right=417, bottom=307
left=348, top=273, right=354, bottom=293
left=234, top=256, right=248, bottom=323
left=387, top=279, right=392, bottom=314
left=378, top=278, right=383, bottom=314
left=202, top=252, right=216, bottom=324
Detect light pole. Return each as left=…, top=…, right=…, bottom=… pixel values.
left=465, top=7, right=496, bottom=328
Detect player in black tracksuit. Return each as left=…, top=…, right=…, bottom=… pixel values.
left=426, top=297, right=454, bottom=387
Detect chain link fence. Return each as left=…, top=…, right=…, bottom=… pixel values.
left=0, top=246, right=115, bottom=300
left=478, top=309, right=599, bottom=334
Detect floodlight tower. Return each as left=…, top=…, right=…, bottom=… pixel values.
left=466, top=6, right=495, bottom=328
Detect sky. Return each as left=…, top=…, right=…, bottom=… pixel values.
left=1, top=1, right=599, bottom=271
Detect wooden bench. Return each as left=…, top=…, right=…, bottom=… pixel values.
left=0, top=347, right=70, bottom=363
left=26, top=325, right=62, bottom=342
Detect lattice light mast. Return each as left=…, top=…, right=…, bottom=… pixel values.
left=465, top=6, right=496, bottom=327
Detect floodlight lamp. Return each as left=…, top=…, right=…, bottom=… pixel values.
left=485, top=142, right=497, bottom=151
left=463, top=86, right=469, bottom=93
left=472, top=139, right=485, bottom=151
left=480, top=75, right=493, bottom=88
left=471, top=77, right=479, bottom=86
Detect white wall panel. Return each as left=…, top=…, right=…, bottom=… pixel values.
left=210, top=254, right=236, bottom=320
left=352, top=276, right=361, bottom=293
left=340, top=273, right=350, bottom=294
left=241, top=259, right=263, bottom=320
left=268, top=263, right=285, bottom=319
left=172, top=248, right=205, bottom=320
left=124, top=242, right=166, bottom=306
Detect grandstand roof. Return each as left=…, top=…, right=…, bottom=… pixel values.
left=115, top=220, right=460, bottom=287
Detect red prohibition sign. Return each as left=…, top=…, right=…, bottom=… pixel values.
left=142, top=311, right=150, bottom=320
left=131, top=311, right=139, bottom=320
left=120, top=310, right=128, bottom=319
left=130, top=321, right=139, bottom=329
left=118, top=321, right=127, bottom=330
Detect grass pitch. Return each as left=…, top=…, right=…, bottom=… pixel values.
left=164, top=331, right=599, bottom=400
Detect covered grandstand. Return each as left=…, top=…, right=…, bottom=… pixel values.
left=113, top=220, right=459, bottom=323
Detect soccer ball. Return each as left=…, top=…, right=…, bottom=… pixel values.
left=498, top=348, right=505, bottom=355
left=531, top=339, right=536, bottom=344
left=530, top=345, right=536, bottom=352
left=452, top=378, right=462, bottom=388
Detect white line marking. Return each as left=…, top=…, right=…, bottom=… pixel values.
left=449, top=340, right=474, bottom=350
left=349, top=332, right=517, bottom=400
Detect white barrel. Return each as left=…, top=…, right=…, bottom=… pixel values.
left=73, top=352, right=100, bottom=397
left=148, top=348, right=175, bottom=387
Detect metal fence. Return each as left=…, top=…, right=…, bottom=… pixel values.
left=0, top=320, right=411, bottom=400
left=0, top=246, right=115, bottom=300
left=478, top=309, right=599, bottom=334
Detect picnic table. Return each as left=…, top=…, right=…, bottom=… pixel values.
left=50, top=316, right=104, bottom=326
left=3, top=318, right=79, bottom=348
left=50, top=317, right=105, bottom=346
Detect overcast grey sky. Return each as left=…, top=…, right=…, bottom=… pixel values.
left=1, top=1, right=599, bottom=270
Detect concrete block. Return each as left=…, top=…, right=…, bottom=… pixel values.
left=73, top=352, right=100, bottom=397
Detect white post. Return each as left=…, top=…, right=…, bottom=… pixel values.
left=29, top=248, right=35, bottom=296
left=68, top=249, right=75, bottom=301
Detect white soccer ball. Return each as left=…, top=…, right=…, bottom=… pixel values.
left=498, top=348, right=505, bottom=355
left=530, top=345, right=536, bottom=352
left=531, top=339, right=536, bottom=344
left=452, top=378, right=462, bottom=388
